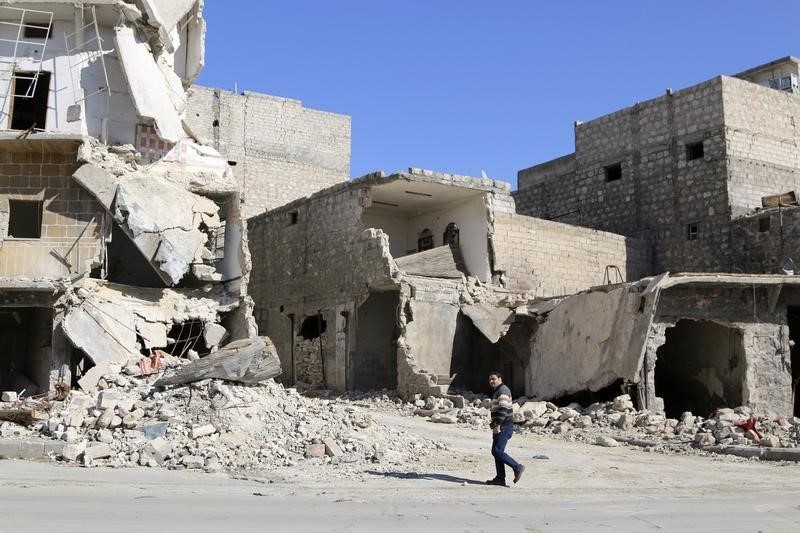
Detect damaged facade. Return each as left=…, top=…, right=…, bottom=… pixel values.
left=248, top=168, right=651, bottom=398
left=0, top=1, right=257, bottom=396
left=512, top=56, right=800, bottom=417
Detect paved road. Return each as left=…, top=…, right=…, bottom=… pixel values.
left=1, top=414, right=799, bottom=532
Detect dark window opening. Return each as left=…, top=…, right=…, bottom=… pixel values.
left=8, top=200, right=43, bottom=238
left=687, top=223, right=698, bottom=241
left=289, top=211, right=298, bottom=225
left=10, top=71, right=50, bottom=131
left=299, top=315, right=326, bottom=340
left=227, top=160, right=238, bottom=166
left=165, top=320, right=210, bottom=358
left=417, top=228, right=433, bottom=251
left=788, top=307, right=800, bottom=416
left=759, top=217, right=771, bottom=232
left=655, top=320, right=744, bottom=419
left=604, top=162, right=622, bottom=182
left=212, top=119, right=219, bottom=127
left=24, top=22, right=51, bottom=39
left=443, top=222, right=460, bottom=246
left=686, top=141, right=705, bottom=161
left=0, top=307, right=53, bottom=394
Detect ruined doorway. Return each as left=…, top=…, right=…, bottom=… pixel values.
left=0, top=307, right=53, bottom=394
left=788, top=306, right=800, bottom=416
left=352, top=291, right=399, bottom=391
left=655, top=319, right=745, bottom=418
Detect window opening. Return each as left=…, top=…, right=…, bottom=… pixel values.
left=8, top=200, right=43, bottom=238
left=289, top=211, right=299, bottom=225
left=10, top=71, right=50, bottom=131
left=443, top=223, right=460, bottom=246
left=759, top=217, right=771, bottom=232
left=686, top=223, right=698, bottom=241
left=686, top=141, right=704, bottom=161
left=299, top=315, right=326, bottom=340
left=23, top=21, right=51, bottom=39
left=604, top=162, right=622, bottom=182
left=417, top=228, right=434, bottom=252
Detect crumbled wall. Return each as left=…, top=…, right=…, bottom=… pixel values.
left=0, top=147, right=103, bottom=278
left=648, top=286, right=793, bottom=415
left=514, top=77, right=733, bottom=273
left=491, top=212, right=652, bottom=297
left=247, top=182, right=397, bottom=389
left=186, top=87, right=351, bottom=218
left=731, top=206, right=800, bottom=273
left=294, top=336, right=324, bottom=386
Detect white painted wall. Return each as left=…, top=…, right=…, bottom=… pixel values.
left=0, top=11, right=147, bottom=145
left=362, top=195, right=491, bottom=281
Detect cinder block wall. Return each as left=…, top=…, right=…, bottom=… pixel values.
left=186, top=87, right=351, bottom=219
left=0, top=149, right=103, bottom=278
left=722, top=77, right=800, bottom=216
left=515, top=78, right=732, bottom=273
left=492, top=212, right=652, bottom=296
left=247, top=182, right=396, bottom=389
left=731, top=207, right=800, bottom=273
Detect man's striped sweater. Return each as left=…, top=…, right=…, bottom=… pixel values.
left=490, top=384, right=514, bottom=428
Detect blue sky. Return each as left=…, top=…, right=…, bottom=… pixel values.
left=198, top=1, right=800, bottom=189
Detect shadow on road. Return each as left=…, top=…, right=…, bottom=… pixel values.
left=365, top=470, right=485, bottom=485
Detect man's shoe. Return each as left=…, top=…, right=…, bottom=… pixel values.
left=513, top=465, right=525, bottom=484
left=485, top=478, right=507, bottom=487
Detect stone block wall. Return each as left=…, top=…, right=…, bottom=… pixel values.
left=491, top=212, right=652, bottom=296
left=722, top=76, right=800, bottom=216
left=186, top=86, right=351, bottom=219
left=247, top=182, right=397, bottom=389
left=730, top=206, right=800, bottom=273
left=0, top=148, right=103, bottom=278
left=515, top=78, right=735, bottom=273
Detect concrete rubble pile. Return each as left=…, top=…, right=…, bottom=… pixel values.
left=413, top=393, right=800, bottom=459
left=0, top=360, right=445, bottom=472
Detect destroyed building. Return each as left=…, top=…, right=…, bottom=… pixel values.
left=0, top=1, right=257, bottom=396
left=247, top=168, right=651, bottom=397
left=511, top=56, right=800, bottom=417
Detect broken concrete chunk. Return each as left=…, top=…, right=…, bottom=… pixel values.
left=62, top=440, right=87, bottom=462
left=97, top=390, right=122, bottom=410
left=694, top=433, right=716, bottom=448
left=181, top=455, right=205, bottom=469
left=612, top=395, right=634, bottom=412
left=323, top=438, right=344, bottom=458
left=760, top=435, right=781, bottom=448
left=203, top=323, right=227, bottom=347
left=83, top=444, right=114, bottom=461
left=595, top=436, right=620, bottom=447
left=64, top=302, right=137, bottom=366
left=1, top=391, right=17, bottom=402
left=72, top=163, right=119, bottom=210
left=305, top=443, right=325, bottom=458
left=190, top=424, right=217, bottom=439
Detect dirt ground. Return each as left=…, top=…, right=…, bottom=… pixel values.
left=1, top=407, right=799, bottom=532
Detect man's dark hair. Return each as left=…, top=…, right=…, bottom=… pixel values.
left=488, top=370, right=502, bottom=379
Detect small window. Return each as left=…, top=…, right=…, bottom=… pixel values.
left=604, top=162, right=622, bottom=182
left=418, top=228, right=433, bottom=252
left=8, top=200, right=43, bottom=238
left=289, top=211, right=298, bottom=225
left=299, top=315, right=326, bottom=340
left=443, top=223, right=460, bottom=246
left=759, top=217, right=771, bottom=232
left=686, top=141, right=704, bottom=161
left=687, top=223, right=698, bottom=241
left=24, top=22, right=51, bottom=40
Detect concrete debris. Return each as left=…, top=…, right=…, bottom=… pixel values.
left=1, top=392, right=17, bottom=402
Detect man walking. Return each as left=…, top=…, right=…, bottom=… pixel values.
left=486, top=371, right=524, bottom=486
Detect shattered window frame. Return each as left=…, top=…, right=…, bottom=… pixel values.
left=686, top=222, right=699, bottom=241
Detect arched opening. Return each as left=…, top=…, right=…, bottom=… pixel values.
left=443, top=222, right=459, bottom=246
left=655, top=319, right=745, bottom=418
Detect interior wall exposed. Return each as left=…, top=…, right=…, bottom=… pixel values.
left=0, top=307, right=53, bottom=394
left=655, top=319, right=745, bottom=418
left=352, top=291, right=399, bottom=391
left=362, top=194, right=490, bottom=281
left=105, top=223, right=166, bottom=287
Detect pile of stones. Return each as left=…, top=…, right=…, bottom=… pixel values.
left=0, top=361, right=445, bottom=472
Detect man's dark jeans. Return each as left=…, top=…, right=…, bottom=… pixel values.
left=491, top=425, right=521, bottom=481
